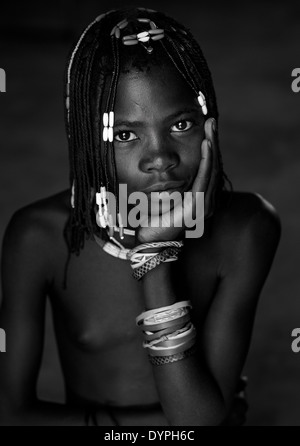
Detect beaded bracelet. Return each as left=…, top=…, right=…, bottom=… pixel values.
left=148, top=345, right=197, bottom=366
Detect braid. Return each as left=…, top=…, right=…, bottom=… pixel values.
left=63, top=7, right=233, bottom=266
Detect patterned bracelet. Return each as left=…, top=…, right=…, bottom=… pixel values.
left=148, top=344, right=197, bottom=366
left=127, top=240, right=184, bottom=260
left=132, top=247, right=180, bottom=281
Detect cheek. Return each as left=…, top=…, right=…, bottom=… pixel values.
left=180, top=133, right=203, bottom=176
left=113, top=150, right=136, bottom=184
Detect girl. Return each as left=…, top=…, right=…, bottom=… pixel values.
left=0, top=7, right=281, bottom=426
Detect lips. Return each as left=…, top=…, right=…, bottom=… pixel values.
left=143, top=180, right=186, bottom=194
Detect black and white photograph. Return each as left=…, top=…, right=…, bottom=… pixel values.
left=0, top=0, right=299, bottom=427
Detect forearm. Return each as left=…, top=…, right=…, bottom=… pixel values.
left=141, top=263, right=226, bottom=426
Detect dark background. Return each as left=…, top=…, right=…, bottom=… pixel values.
left=0, top=0, right=299, bottom=426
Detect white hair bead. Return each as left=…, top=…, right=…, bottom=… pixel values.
left=151, top=34, right=164, bottom=41
left=103, top=127, right=108, bottom=142
left=109, top=111, right=114, bottom=127
left=149, top=28, right=164, bottom=35
left=137, top=31, right=149, bottom=39
left=124, top=40, right=139, bottom=46
left=96, top=13, right=106, bottom=22
left=139, top=36, right=150, bottom=43
left=202, top=104, right=208, bottom=115
left=100, top=186, right=107, bottom=200
left=103, top=112, right=109, bottom=127
left=108, top=127, right=114, bottom=143
left=197, top=95, right=204, bottom=107
left=96, top=192, right=102, bottom=205
left=123, top=34, right=138, bottom=41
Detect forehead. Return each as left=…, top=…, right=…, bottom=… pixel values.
left=114, top=65, right=198, bottom=119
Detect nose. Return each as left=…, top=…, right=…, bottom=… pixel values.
left=139, top=135, right=179, bottom=174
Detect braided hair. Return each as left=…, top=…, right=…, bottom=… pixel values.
left=63, top=7, right=232, bottom=258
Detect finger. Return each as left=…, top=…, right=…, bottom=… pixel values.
left=204, top=118, right=219, bottom=217
left=204, top=118, right=219, bottom=170
left=192, top=139, right=213, bottom=194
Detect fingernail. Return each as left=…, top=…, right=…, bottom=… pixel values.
left=207, top=140, right=212, bottom=149
left=211, top=118, right=216, bottom=132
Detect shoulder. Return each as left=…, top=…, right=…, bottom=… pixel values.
left=217, top=190, right=281, bottom=237
left=4, top=190, right=70, bottom=242
left=210, top=190, right=281, bottom=277
left=2, top=190, right=71, bottom=281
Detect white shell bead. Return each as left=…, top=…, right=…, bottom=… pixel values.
left=118, top=20, right=128, bottom=29
left=149, top=28, right=164, bottom=34
left=123, top=34, right=137, bottom=41
left=103, top=127, right=108, bottom=141
left=115, top=27, right=121, bottom=39
left=66, top=97, right=70, bottom=110
left=100, top=186, right=107, bottom=199
left=138, top=36, right=150, bottom=43
left=109, top=111, right=114, bottom=127
left=151, top=34, right=164, bottom=41
left=137, top=31, right=149, bottom=38
left=96, top=13, right=106, bottom=22
left=96, top=192, right=102, bottom=205
left=99, top=214, right=107, bottom=228
left=202, top=105, right=208, bottom=115
left=103, top=112, right=109, bottom=127
left=124, top=40, right=138, bottom=45
left=108, top=127, right=114, bottom=142
left=198, top=95, right=204, bottom=107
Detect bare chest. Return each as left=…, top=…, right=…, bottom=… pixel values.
left=50, top=236, right=219, bottom=351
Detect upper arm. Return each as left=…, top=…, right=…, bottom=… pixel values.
left=201, top=194, right=281, bottom=406
left=0, top=208, right=52, bottom=412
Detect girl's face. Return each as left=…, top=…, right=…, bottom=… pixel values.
left=110, top=64, right=205, bottom=197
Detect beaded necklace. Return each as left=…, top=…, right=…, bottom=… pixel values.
left=94, top=230, right=134, bottom=260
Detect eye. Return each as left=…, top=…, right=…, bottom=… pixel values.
left=114, top=131, right=138, bottom=142
left=171, top=120, right=194, bottom=133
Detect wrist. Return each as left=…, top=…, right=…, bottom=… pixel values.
left=141, top=262, right=176, bottom=310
